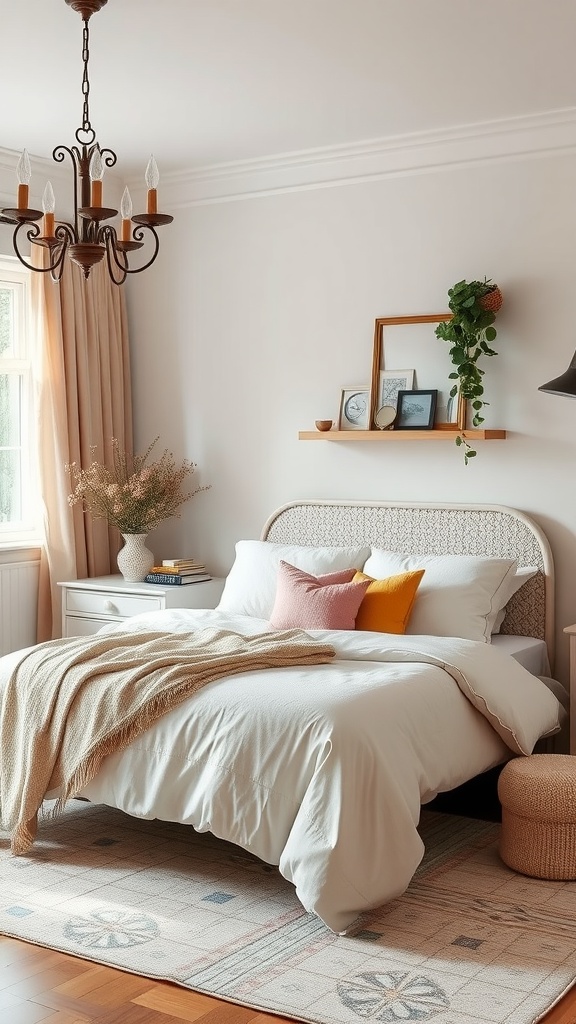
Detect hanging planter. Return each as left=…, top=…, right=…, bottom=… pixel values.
left=435, top=278, right=502, bottom=464
left=478, top=285, right=503, bottom=314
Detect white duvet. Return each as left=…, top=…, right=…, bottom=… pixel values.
left=0, top=608, right=563, bottom=933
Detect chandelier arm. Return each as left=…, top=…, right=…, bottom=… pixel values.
left=49, top=237, right=70, bottom=283
left=118, top=224, right=161, bottom=275
left=10, top=224, right=46, bottom=274
left=101, top=227, right=128, bottom=286
left=99, top=147, right=117, bottom=170
left=54, top=223, right=76, bottom=249
left=99, top=223, right=161, bottom=278
left=9, top=222, right=69, bottom=274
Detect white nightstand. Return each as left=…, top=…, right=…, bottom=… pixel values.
left=58, top=574, right=226, bottom=638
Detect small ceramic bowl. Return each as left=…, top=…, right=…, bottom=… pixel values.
left=315, top=419, right=333, bottom=432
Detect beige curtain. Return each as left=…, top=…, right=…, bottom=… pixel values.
left=31, top=255, right=133, bottom=641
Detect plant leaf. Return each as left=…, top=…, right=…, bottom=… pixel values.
left=451, top=349, right=466, bottom=364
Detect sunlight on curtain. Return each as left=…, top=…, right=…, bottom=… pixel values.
left=31, top=254, right=133, bottom=640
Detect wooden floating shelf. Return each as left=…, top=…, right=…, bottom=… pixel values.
left=299, top=429, right=507, bottom=441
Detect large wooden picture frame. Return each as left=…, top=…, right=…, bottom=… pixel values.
left=369, top=314, right=466, bottom=431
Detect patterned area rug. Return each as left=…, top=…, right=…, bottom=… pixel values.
left=1, top=801, right=576, bottom=1024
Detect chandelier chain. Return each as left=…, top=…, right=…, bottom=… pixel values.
left=81, top=18, right=92, bottom=134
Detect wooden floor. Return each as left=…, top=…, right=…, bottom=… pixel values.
left=0, top=935, right=575, bottom=1024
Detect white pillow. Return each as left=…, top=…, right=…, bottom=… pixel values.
left=217, top=540, right=370, bottom=620
left=491, top=567, right=538, bottom=633
left=361, top=550, right=518, bottom=642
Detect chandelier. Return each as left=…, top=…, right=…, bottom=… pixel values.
left=0, top=0, right=172, bottom=285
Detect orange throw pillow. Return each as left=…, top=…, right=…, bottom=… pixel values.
left=353, top=569, right=425, bottom=634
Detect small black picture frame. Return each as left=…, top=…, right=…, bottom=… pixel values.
left=395, top=389, right=438, bottom=429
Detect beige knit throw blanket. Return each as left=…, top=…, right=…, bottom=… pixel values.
left=0, top=626, right=335, bottom=855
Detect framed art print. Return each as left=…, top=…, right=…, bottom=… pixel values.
left=395, top=389, right=438, bottom=429
left=338, top=386, right=370, bottom=430
left=377, top=369, right=415, bottom=411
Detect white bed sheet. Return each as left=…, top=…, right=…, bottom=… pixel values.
left=491, top=634, right=550, bottom=676
left=0, top=608, right=563, bottom=933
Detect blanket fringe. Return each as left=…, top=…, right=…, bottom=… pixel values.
left=11, top=812, right=38, bottom=856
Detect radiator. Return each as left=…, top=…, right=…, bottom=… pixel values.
left=0, top=559, right=40, bottom=655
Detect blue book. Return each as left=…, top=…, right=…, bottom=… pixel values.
left=145, top=572, right=212, bottom=586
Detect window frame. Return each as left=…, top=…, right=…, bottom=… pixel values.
left=0, top=255, right=40, bottom=548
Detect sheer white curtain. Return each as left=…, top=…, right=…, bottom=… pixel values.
left=31, top=254, right=133, bottom=640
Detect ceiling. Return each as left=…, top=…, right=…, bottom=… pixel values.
left=2, top=0, right=576, bottom=180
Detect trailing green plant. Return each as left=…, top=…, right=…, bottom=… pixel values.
left=435, top=278, right=502, bottom=464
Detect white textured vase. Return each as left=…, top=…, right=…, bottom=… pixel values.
left=117, top=533, right=154, bottom=582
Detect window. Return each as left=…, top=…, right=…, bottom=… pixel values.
left=0, top=257, right=38, bottom=543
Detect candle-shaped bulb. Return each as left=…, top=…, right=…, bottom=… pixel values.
left=145, top=154, right=159, bottom=214
left=42, top=181, right=55, bottom=214
left=120, top=186, right=132, bottom=221
left=144, top=155, right=159, bottom=190
left=120, top=186, right=133, bottom=241
left=42, top=181, right=56, bottom=238
left=89, top=148, right=104, bottom=207
left=89, top=148, right=104, bottom=182
left=17, top=149, right=32, bottom=186
left=16, top=149, right=31, bottom=209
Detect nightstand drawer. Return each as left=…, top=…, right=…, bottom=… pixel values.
left=65, top=616, right=110, bottom=638
left=65, top=588, right=162, bottom=619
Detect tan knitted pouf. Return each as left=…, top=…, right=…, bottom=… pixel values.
left=498, top=754, right=576, bottom=880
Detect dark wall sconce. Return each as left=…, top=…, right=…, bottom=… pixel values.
left=539, top=352, right=576, bottom=398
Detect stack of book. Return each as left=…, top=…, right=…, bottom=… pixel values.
left=145, top=558, right=212, bottom=586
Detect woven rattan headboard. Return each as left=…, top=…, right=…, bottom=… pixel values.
left=261, top=500, right=554, bottom=663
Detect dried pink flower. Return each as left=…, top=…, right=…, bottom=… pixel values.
left=67, top=437, right=207, bottom=534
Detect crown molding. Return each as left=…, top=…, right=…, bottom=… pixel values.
left=127, top=107, right=576, bottom=210
left=3, top=107, right=576, bottom=214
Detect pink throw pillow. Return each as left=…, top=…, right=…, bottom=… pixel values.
left=269, top=561, right=371, bottom=630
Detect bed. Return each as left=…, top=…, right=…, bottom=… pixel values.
left=0, top=499, right=565, bottom=934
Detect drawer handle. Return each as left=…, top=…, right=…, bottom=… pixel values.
left=104, top=599, right=119, bottom=614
